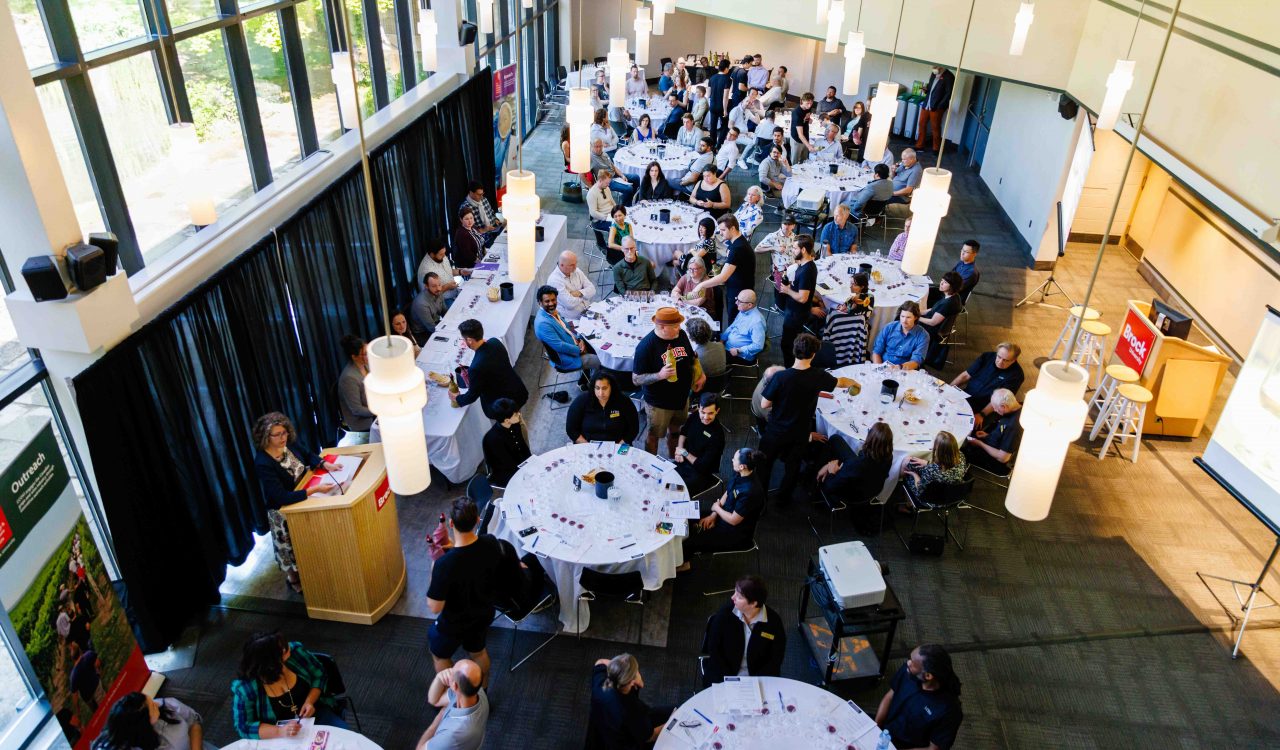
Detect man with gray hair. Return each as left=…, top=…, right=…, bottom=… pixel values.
left=546, top=250, right=596, bottom=320
left=417, top=659, right=488, bottom=750
left=589, top=138, right=635, bottom=203
left=963, top=388, right=1022, bottom=475
left=889, top=147, right=923, bottom=204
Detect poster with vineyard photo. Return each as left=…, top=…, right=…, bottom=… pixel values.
left=493, top=63, right=517, bottom=189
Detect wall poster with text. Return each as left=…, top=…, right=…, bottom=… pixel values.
left=493, top=64, right=517, bottom=190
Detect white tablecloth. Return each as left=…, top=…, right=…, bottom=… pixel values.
left=782, top=159, right=872, bottom=209
left=655, top=676, right=892, bottom=750
left=574, top=294, right=717, bottom=371
left=221, top=726, right=381, bottom=750
left=624, top=96, right=670, bottom=128
left=814, top=253, right=931, bottom=342
left=630, top=200, right=710, bottom=272
left=614, top=142, right=696, bottom=182
left=491, top=442, right=689, bottom=633
left=816, top=363, right=975, bottom=502
left=369, top=215, right=566, bottom=484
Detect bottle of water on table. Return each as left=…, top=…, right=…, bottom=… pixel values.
left=876, top=729, right=892, bottom=750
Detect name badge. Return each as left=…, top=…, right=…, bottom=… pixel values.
left=609, top=410, right=621, bottom=419
left=703, top=431, right=712, bottom=438
left=760, top=632, right=775, bottom=640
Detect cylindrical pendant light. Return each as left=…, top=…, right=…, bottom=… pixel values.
left=504, top=170, right=538, bottom=282
left=899, top=168, right=952, bottom=275
left=568, top=87, right=592, bottom=172
left=168, top=123, right=217, bottom=226
left=1097, top=59, right=1135, bottom=130
left=608, top=37, right=629, bottom=108
left=332, top=51, right=359, bottom=130
left=824, top=0, right=845, bottom=54
left=653, top=0, right=673, bottom=35
left=1009, top=2, right=1034, bottom=56
left=365, top=336, right=431, bottom=494
left=417, top=7, right=437, bottom=73
left=522, top=0, right=533, bottom=7
left=477, top=0, right=494, bottom=34
left=816, top=0, right=829, bottom=24
left=1004, top=361, right=1089, bottom=520
left=843, top=30, right=865, bottom=97
left=863, top=82, right=899, bottom=162
left=634, top=8, right=652, bottom=67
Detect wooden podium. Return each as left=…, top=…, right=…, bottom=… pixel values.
left=280, top=444, right=405, bottom=624
left=1108, top=300, right=1232, bottom=438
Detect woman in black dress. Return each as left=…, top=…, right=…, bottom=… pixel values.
left=451, top=205, right=485, bottom=272
left=632, top=161, right=675, bottom=204
left=689, top=165, right=731, bottom=218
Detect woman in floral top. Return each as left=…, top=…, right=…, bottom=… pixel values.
left=888, top=216, right=912, bottom=262
left=673, top=216, right=718, bottom=276
left=734, top=185, right=766, bottom=239
left=902, top=430, right=967, bottom=495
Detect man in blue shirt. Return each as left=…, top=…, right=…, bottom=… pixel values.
left=872, top=301, right=929, bottom=370
left=951, top=240, right=980, bottom=299
left=818, top=204, right=858, bottom=256
left=723, top=289, right=766, bottom=364
left=888, top=148, right=923, bottom=204
left=533, top=285, right=599, bottom=373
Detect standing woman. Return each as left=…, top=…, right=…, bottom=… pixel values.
left=633, top=161, right=675, bottom=204
left=843, top=100, right=870, bottom=160
left=690, top=165, right=732, bottom=219
left=632, top=113, right=656, bottom=142
left=252, top=413, right=337, bottom=593
left=452, top=205, right=485, bottom=273
left=92, top=692, right=213, bottom=750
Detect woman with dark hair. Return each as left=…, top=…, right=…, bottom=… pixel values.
left=251, top=413, right=337, bottom=593
left=566, top=371, right=640, bottom=444
left=816, top=421, right=895, bottom=505
left=390, top=310, right=422, bottom=354
left=481, top=397, right=531, bottom=488
left=875, top=643, right=964, bottom=750
left=677, top=448, right=766, bottom=570
left=902, top=431, right=967, bottom=495
left=920, top=270, right=965, bottom=368
left=701, top=574, right=787, bottom=686
left=672, top=216, right=718, bottom=276
left=229, top=632, right=347, bottom=739
left=818, top=272, right=876, bottom=368
left=633, top=113, right=656, bottom=142
left=842, top=100, right=870, bottom=160
left=585, top=653, right=670, bottom=749
left=452, top=205, right=485, bottom=272
left=92, top=692, right=210, bottom=750
left=689, top=165, right=731, bottom=218
left=633, top=161, right=674, bottom=204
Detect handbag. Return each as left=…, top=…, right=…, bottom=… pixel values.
left=427, top=514, right=451, bottom=561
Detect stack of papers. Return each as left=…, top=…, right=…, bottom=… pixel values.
left=309, top=454, right=363, bottom=496
left=713, top=676, right=764, bottom=715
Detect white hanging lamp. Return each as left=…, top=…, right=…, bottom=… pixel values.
left=567, top=0, right=591, bottom=172
left=900, top=168, right=952, bottom=275
left=634, top=8, right=651, bottom=67
left=1097, top=59, right=1135, bottom=130
left=652, top=0, right=672, bottom=35
left=168, top=123, right=217, bottom=226
left=417, top=6, right=437, bottom=73
left=522, top=0, right=533, bottom=7
left=824, top=0, right=845, bottom=54
left=1009, top=2, right=1034, bottom=56
left=863, top=82, right=898, bottom=162
left=477, top=0, right=494, bottom=34
left=1004, top=361, right=1089, bottom=520
left=608, top=37, right=629, bottom=108
left=842, top=30, right=865, bottom=97
left=504, top=14, right=538, bottom=284
left=332, top=51, right=360, bottom=130
left=366, top=336, right=431, bottom=494
left=816, top=0, right=829, bottom=24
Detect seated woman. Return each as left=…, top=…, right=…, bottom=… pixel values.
left=586, top=654, right=670, bottom=750
left=632, top=161, right=674, bottom=204
left=92, top=692, right=212, bottom=750
left=605, top=204, right=634, bottom=265
left=390, top=310, right=423, bottom=354
left=902, top=431, right=968, bottom=497
left=817, top=272, right=875, bottom=368
left=701, top=575, right=787, bottom=686
left=677, top=448, right=765, bottom=571
left=919, top=270, right=965, bottom=369
left=566, top=371, right=640, bottom=444
left=452, top=205, right=485, bottom=272
left=816, top=422, right=894, bottom=502
left=482, top=398, right=531, bottom=488
left=672, top=217, right=718, bottom=276
left=673, top=256, right=713, bottom=315
left=689, top=165, right=732, bottom=218
left=674, top=394, right=726, bottom=496
left=632, top=113, right=656, bottom=142
left=230, top=632, right=347, bottom=739
left=252, top=413, right=339, bottom=593
left=685, top=318, right=726, bottom=383
left=733, top=185, right=766, bottom=238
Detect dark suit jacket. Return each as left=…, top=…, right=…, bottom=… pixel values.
left=455, top=338, right=529, bottom=419
left=923, top=69, right=954, bottom=111
left=254, top=445, right=323, bottom=510
left=703, top=602, right=787, bottom=686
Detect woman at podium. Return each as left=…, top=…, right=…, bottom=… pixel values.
left=252, top=412, right=339, bottom=593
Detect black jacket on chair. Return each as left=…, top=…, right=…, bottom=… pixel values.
left=254, top=445, right=324, bottom=510
left=702, top=602, right=787, bottom=686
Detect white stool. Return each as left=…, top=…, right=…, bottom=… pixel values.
left=1070, top=320, right=1111, bottom=388
left=1088, top=364, right=1141, bottom=440
left=1097, top=383, right=1153, bottom=462
left=1048, top=305, right=1102, bottom=360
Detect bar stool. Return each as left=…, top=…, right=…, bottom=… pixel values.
left=1097, top=383, right=1153, bottom=463
left=1071, top=320, right=1111, bottom=388
left=1048, top=305, right=1102, bottom=360
left=1088, top=364, right=1141, bottom=440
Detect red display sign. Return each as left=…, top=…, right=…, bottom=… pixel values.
left=1115, top=308, right=1157, bottom=373
left=375, top=477, right=391, bottom=512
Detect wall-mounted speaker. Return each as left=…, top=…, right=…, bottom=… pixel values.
left=1058, top=94, right=1079, bottom=121
left=459, top=21, right=477, bottom=46
left=66, top=242, right=107, bottom=292
left=87, top=231, right=120, bottom=276
left=21, top=255, right=71, bottom=302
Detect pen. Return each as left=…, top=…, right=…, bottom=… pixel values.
left=692, top=708, right=714, bottom=725
left=531, top=536, right=539, bottom=549
left=778, top=690, right=784, bottom=708
left=619, top=542, right=636, bottom=550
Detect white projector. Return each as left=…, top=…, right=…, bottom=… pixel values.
left=818, top=541, right=886, bottom=610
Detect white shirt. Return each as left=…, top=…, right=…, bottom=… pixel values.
left=676, top=125, right=703, bottom=149
left=417, top=253, right=456, bottom=290
left=590, top=122, right=618, bottom=151
left=546, top=266, right=597, bottom=319
left=733, top=606, right=768, bottom=676
left=716, top=139, right=741, bottom=172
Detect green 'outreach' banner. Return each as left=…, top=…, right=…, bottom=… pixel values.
left=0, top=422, right=70, bottom=566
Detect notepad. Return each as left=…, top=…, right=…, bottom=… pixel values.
left=713, top=676, right=764, bottom=714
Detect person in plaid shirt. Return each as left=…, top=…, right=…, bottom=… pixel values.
left=230, top=632, right=348, bottom=739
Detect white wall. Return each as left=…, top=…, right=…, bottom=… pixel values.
left=565, top=1, right=705, bottom=73
left=1071, top=128, right=1148, bottom=238
left=979, top=82, right=1079, bottom=255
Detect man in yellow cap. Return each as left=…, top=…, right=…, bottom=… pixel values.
left=632, top=307, right=706, bottom=457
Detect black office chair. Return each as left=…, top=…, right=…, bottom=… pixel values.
left=593, top=56, right=607, bottom=65
left=660, top=56, right=673, bottom=72
left=896, top=477, right=976, bottom=553
left=492, top=551, right=559, bottom=672
left=466, top=473, right=493, bottom=516
left=855, top=199, right=888, bottom=246
left=313, top=652, right=361, bottom=732
left=539, top=342, right=584, bottom=410
left=577, top=568, right=648, bottom=644
left=698, top=512, right=764, bottom=597
left=696, top=613, right=715, bottom=687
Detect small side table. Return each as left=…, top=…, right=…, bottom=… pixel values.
left=797, top=555, right=906, bottom=687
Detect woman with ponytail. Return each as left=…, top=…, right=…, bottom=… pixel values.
left=92, top=692, right=211, bottom=750
left=585, top=653, right=672, bottom=749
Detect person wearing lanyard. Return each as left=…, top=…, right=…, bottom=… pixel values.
left=875, top=644, right=964, bottom=750
left=566, top=371, right=640, bottom=445
left=700, top=574, right=786, bottom=687
left=673, top=393, right=726, bottom=496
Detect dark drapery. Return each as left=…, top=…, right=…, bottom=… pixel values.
left=432, top=70, right=497, bottom=226
left=72, top=240, right=315, bottom=649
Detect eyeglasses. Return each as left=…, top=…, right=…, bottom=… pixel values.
left=269, top=430, right=288, bottom=438
left=736, top=299, right=753, bottom=306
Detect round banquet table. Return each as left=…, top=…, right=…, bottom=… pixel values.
left=574, top=293, right=717, bottom=371
left=490, top=442, right=691, bottom=634
left=816, top=363, right=975, bottom=503
left=814, top=253, right=931, bottom=342
left=614, top=141, right=695, bottom=182
left=220, top=726, right=381, bottom=750
left=654, top=676, right=894, bottom=750
left=630, top=199, right=711, bottom=273
left=624, top=96, right=670, bottom=129
left=782, top=158, right=872, bottom=209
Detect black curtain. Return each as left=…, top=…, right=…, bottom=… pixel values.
left=72, top=240, right=314, bottom=649
left=432, top=70, right=496, bottom=235
left=369, top=108, right=443, bottom=312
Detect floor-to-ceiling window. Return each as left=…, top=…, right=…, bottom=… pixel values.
left=466, top=0, right=559, bottom=140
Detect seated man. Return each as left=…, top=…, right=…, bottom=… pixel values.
left=951, top=343, right=1024, bottom=418
left=715, top=127, right=742, bottom=177
left=677, top=448, right=766, bottom=570
left=757, top=142, right=791, bottom=198
left=661, top=92, right=688, bottom=137
left=411, top=272, right=447, bottom=339
left=871, top=301, right=929, bottom=370
left=611, top=237, right=657, bottom=293
left=962, top=388, right=1022, bottom=476
left=480, top=398, right=530, bottom=489
left=675, top=112, right=703, bottom=148
left=818, top=204, right=858, bottom=256
left=701, top=575, right=786, bottom=686
left=723, top=290, right=766, bottom=365
left=546, top=250, right=597, bottom=321
left=875, top=644, right=964, bottom=750
left=676, top=137, right=716, bottom=192
left=589, top=139, right=635, bottom=204
left=533, top=285, right=600, bottom=373
left=810, top=120, right=843, bottom=161
left=888, top=147, right=923, bottom=205
left=416, top=659, right=488, bottom=750
left=674, top=393, right=726, bottom=497
left=951, top=240, right=981, bottom=299
left=417, top=237, right=462, bottom=304
left=845, top=162, right=894, bottom=218
left=460, top=180, right=505, bottom=247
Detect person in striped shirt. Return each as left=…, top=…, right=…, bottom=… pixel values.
left=818, top=273, right=875, bottom=368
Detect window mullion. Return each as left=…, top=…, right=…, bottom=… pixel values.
left=216, top=0, right=273, bottom=189
left=278, top=5, right=320, bottom=155
left=140, top=0, right=193, bottom=122
left=393, top=0, right=417, bottom=92
left=360, top=0, right=389, bottom=108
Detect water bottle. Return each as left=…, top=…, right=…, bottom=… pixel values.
left=875, top=729, right=892, bottom=750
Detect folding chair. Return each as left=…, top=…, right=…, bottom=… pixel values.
left=896, top=478, right=976, bottom=552
left=314, top=652, right=361, bottom=732
left=539, top=343, right=583, bottom=411
left=577, top=568, right=648, bottom=644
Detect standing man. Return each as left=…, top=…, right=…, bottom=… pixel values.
left=416, top=659, right=488, bottom=750
left=916, top=66, right=955, bottom=153
left=460, top=180, right=505, bottom=247
left=775, top=234, right=817, bottom=367
left=728, top=56, right=752, bottom=125
left=337, top=334, right=374, bottom=445
left=789, top=92, right=816, bottom=164
left=451, top=319, right=529, bottom=419
left=632, top=307, right=706, bottom=457
left=746, top=54, right=769, bottom=92
left=707, top=59, right=733, bottom=147
left=545, top=250, right=596, bottom=320
left=692, top=214, right=755, bottom=328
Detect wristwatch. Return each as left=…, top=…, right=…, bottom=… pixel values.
left=678, top=448, right=689, bottom=457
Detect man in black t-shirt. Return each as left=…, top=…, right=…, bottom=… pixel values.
left=775, top=234, right=818, bottom=367
left=426, top=498, right=518, bottom=688
left=674, top=393, right=726, bottom=496
left=789, top=92, right=816, bottom=164
left=632, top=306, right=706, bottom=457
left=707, top=59, right=733, bottom=147
left=692, top=214, right=755, bottom=329
left=728, top=55, right=751, bottom=111
left=875, top=644, right=964, bottom=750
left=759, top=334, right=856, bottom=504
left=951, top=343, right=1024, bottom=418
left=963, top=388, right=1023, bottom=476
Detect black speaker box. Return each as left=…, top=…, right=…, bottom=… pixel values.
left=459, top=21, right=477, bottom=46
left=1058, top=94, right=1079, bottom=120
left=66, top=242, right=107, bottom=292
left=87, top=231, right=120, bottom=275
left=21, top=255, right=70, bottom=302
